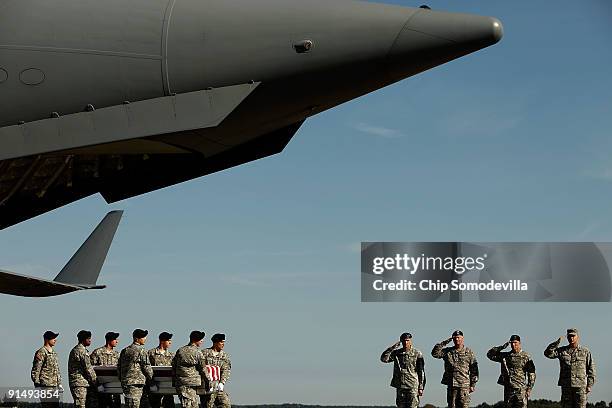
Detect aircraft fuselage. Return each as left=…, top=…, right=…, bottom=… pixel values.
left=0, top=0, right=502, bottom=228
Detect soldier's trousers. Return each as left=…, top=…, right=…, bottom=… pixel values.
left=97, top=393, right=121, bottom=408
left=149, top=393, right=176, bottom=408
left=561, top=387, right=587, bottom=408
left=504, top=387, right=527, bottom=408
left=201, top=391, right=231, bottom=408
left=176, top=386, right=199, bottom=408
left=123, top=385, right=145, bottom=408
left=446, top=387, right=470, bottom=408
left=395, top=388, right=419, bottom=408
left=71, top=385, right=97, bottom=408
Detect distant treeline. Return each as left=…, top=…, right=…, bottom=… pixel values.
left=3, top=402, right=612, bottom=408
left=470, top=401, right=612, bottom=408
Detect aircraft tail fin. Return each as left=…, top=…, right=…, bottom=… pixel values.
left=53, top=211, right=123, bottom=286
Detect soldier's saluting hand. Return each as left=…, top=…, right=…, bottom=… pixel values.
left=381, top=332, right=425, bottom=408
left=487, top=335, right=535, bottom=408
left=431, top=330, right=478, bottom=408
left=544, top=329, right=595, bottom=408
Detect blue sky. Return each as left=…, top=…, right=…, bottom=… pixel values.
left=1, top=0, right=611, bottom=405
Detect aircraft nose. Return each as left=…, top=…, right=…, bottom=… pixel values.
left=389, top=9, right=503, bottom=60
left=409, top=9, right=502, bottom=46
left=491, top=18, right=504, bottom=43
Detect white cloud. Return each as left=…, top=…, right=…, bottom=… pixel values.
left=440, top=110, right=522, bottom=137
left=219, top=271, right=315, bottom=287
left=221, top=275, right=269, bottom=287
left=577, top=221, right=602, bottom=240
left=230, top=249, right=313, bottom=257
left=344, top=242, right=362, bottom=253
left=351, top=122, right=405, bottom=138
left=584, top=167, right=612, bottom=182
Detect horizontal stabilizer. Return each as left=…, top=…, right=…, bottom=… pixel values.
left=53, top=210, right=123, bottom=286
left=0, top=270, right=84, bottom=297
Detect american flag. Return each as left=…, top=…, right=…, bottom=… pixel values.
left=206, top=365, right=221, bottom=381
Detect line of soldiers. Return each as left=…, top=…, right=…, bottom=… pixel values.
left=380, top=329, right=596, bottom=408
left=31, top=329, right=231, bottom=408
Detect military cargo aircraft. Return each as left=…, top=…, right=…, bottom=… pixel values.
left=0, top=211, right=122, bottom=296
left=0, top=0, right=503, bottom=230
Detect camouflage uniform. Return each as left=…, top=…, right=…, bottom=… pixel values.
left=487, top=344, right=536, bottom=408
left=90, top=346, right=121, bottom=408
left=432, top=341, right=478, bottom=408
left=31, top=346, right=62, bottom=408
left=544, top=339, right=596, bottom=408
left=172, top=344, right=209, bottom=408
left=381, top=345, right=425, bottom=408
left=118, top=343, right=154, bottom=408
left=68, top=344, right=97, bottom=408
left=201, top=348, right=232, bottom=408
left=148, top=347, right=175, bottom=408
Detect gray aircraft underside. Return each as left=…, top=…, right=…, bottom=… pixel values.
left=0, top=0, right=503, bottom=230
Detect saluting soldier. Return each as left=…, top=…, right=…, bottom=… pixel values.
left=148, top=332, right=175, bottom=408
left=201, top=333, right=232, bottom=408
left=431, top=330, right=478, bottom=408
left=118, top=329, right=154, bottom=408
left=68, top=330, right=97, bottom=408
left=544, top=328, right=596, bottom=408
left=380, top=332, right=426, bottom=408
left=90, top=332, right=121, bottom=408
left=172, top=331, right=210, bottom=408
left=487, top=335, right=536, bottom=408
left=31, top=331, right=63, bottom=408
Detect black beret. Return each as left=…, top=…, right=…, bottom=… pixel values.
left=77, top=330, right=92, bottom=342
left=132, top=329, right=148, bottom=339
left=159, top=332, right=173, bottom=341
left=44, top=331, right=59, bottom=340
left=452, top=330, right=464, bottom=337
left=105, top=332, right=120, bottom=341
left=190, top=330, right=205, bottom=342
left=399, top=332, right=412, bottom=341
left=509, top=334, right=521, bottom=342
left=211, top=333, right=226, bottom=343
